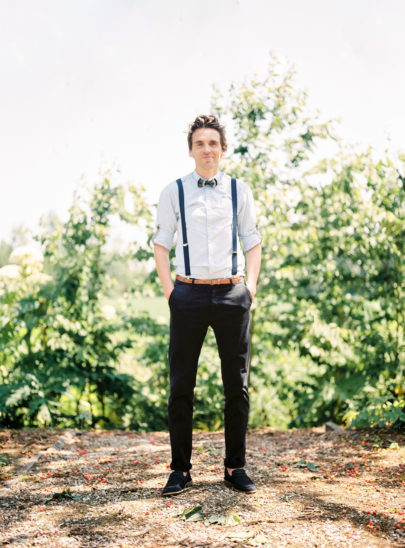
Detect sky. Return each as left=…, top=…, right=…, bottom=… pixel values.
left=1, top=0, right=404, bottom=242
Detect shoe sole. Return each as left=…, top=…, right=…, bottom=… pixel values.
left=224, top=479, right=257, bottom=493
left=161, top=480, right=193, bottom=496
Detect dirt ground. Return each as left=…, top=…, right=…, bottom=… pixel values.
left=0, top=426, right=404, bottom=547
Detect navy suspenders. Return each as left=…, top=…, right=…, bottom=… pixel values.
left=176, top=177, right=238, bottom=278
left=176, top=178, right=191, bottom=277
left=231, top=177, right=237, bottom=276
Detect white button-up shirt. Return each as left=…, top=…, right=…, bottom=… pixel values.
left=153, top=170, right=262, bottom=279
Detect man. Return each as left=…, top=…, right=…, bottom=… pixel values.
left=153, top=114, right=262, bottom=496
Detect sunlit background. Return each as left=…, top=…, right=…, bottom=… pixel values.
left=1, top=0, right=404, bottom=241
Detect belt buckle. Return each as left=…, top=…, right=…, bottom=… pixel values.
left=209, top=279, right=214, bottom=285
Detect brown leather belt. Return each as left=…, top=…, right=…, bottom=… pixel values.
left=176, top=274, right=244, bottom=285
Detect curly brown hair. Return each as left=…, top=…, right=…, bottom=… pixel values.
left=187, top=114, right=227, bottom=152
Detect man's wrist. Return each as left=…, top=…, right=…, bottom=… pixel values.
left=164, top=284, right=174, bottom=301
left=246, top=280, right=257, bottom=298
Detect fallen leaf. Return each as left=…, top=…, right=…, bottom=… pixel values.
left=226, top=513, right=242, bottom=526
left=179, top=505, right=204, bottom=522
left=229, top=531, right=255, bottom=541
left=292, top=458, right=319, bottom=470
left=45, top=488, right=82, bottom=503
left=0, top=454, right=11, bottom=466
left=249, top=533, right=269, bottom=546
left=206, top=514, right=226, bottom=525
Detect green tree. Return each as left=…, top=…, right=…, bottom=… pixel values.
left=0, top=179, right=142, bottom=427
left=212, top=54, right=405, bottom=428
left=0, top=240, right=12, bottom=267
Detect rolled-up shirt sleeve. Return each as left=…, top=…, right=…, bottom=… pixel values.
left=238, top=183, right=262, bottom=251
left=152, top=184, right=177, bottom=250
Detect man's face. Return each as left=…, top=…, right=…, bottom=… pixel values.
left=189, top=128, right=224, bottom=174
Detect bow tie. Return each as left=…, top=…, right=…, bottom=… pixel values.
left=198, top=178, right=217, bottom=188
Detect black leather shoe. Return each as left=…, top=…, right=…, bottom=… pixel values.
left=162, top=470, right=192, bottom=496
left=224, top=468, right=257, bottom=493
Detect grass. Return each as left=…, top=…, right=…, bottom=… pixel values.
left=105, top=295, right=169, bottom=321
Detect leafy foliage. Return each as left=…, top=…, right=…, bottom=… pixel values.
left=1, top=54, right=403, bottom=430
left=212, top=54, right=405, bottom=428
left=0, top=180, right=148, bottom=428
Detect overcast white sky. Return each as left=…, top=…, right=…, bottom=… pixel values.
left=1, top=0, right=404, bottom=242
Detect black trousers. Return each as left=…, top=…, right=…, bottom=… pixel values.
left=168, top=278, right=252, bottom=471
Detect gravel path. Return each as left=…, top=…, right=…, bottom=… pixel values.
left=0, top=426, right=404, bottom=547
